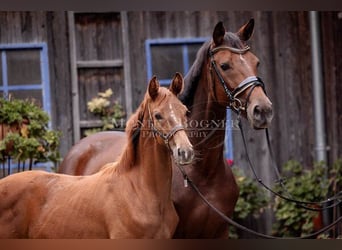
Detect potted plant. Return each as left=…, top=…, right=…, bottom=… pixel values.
left=0, top=96, right=61, bottom=175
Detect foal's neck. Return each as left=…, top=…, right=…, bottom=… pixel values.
left=135, top=129, right=173, bottom=197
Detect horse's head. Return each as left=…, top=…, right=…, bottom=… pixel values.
left=147, top=73, right=194, bottom=165
left=209, top=19, right=273, bottom=129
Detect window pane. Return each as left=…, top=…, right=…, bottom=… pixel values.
left=187, top=43, right=203, bottom=66
left=151, top=45, right=183, bottom=79
left=6, top=49, right=42, bottom=85
left=8, top=90, right=43, bottom=107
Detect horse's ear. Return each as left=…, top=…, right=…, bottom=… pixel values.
left=213, top=21, right=226, bottom=46
left=169, top=72, right=184, bottom=96
left=148, top=75, right=160, bottom=100
left=237, top=18, right=254, bottom=42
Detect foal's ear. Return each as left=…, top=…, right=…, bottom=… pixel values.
left=148, top=75, right=160, bottom=100
left=169, top=72, right=184, bottom=96
left=237, top=18, right=255, bottom=42
left=213, top=21, right=226, bottom=46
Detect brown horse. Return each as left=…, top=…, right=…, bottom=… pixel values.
left=0, top=73, right=194, bottom=238
left=58, top=19, right=273, bottom=238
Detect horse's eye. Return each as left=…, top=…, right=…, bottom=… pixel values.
left=154, top=113, right=163, bottom=120
left=186, top=110, right=191, bottom=117
left=220, top=63, right=230, bottom=71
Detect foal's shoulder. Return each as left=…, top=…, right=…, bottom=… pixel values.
left=0, top=170, right=48, bottom=182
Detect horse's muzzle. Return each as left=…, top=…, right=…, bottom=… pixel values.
left=251, top=104, right=273, bottom=129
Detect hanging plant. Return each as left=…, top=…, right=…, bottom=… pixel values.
left=0, top=97, right=61, bottom=166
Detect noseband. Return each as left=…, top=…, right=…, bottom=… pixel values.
left=209, top=45, right=266, bottom=113
left=147, top=104, right=185, bottom=148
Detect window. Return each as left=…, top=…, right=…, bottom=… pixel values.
left=145, top=38, right=234, bottom=162
left=0, top=43, right=52, bottom=174
left=145, top=38, right=208, bottom=85
left=0, top=43, right=51, bottom=120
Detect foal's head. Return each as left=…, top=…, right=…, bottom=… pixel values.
left=128, top=73, right=194, bottom=166
left=209, top=19, right=273, bottom=129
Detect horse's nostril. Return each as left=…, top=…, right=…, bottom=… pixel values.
left=253, top=105, right=261, bottom=117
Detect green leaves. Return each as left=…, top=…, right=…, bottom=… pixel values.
left=0, top=97, right=48, bottom=125
left=229, top=160, right=341, bottom=238
left=229, top=167, right=269, bottom=238
left=0, top=97, right=61, bottom=165
left=272, top=160, right=339, bottom=237
left=232, top=167, right=269, bottom=220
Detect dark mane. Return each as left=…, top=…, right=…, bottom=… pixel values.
left=115, top=98, right=146, bottom=173
left=179, top=31, right=245, bottom=108
left=179, top=40, right=211, bottom=108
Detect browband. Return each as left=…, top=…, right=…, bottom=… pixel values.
left=210, top=45, right=250, bottom=55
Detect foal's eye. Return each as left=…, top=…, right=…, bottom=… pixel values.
left=154, top=113, right=163, bottom=120
left=220, top=63, right=230, bottom=71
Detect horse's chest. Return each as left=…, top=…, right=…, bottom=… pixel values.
left=174, top=173, right=238, bottom=238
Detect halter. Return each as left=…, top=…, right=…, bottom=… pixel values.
left=209, top=45, right=266, bottom=113
left=147, top=103, right=185, bottom=149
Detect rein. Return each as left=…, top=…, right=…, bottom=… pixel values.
left=175, top=162, right=342, bottom=239
left=209, top=45, right=265, bottom=113
left=238, top=117, right=342, bottom=210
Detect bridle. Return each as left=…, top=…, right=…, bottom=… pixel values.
left=147, top=103, right=185, bottom=149
left=209, top=45, right=266, bottom=113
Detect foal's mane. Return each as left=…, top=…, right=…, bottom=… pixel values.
left=114, top=88, right=170, bottom=173
left=179, top=32, right=246, bottom=108
left=114, top=97, right=147, bottom=173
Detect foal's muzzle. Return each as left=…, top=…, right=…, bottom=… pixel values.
left=173, top=145, right=194, bottom=166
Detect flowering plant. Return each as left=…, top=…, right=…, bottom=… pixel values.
left=85, top=88, right=125, bottom=136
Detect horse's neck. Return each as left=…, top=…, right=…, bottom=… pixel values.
left=134, top=132, right=173, bottom=198
left=190, top=92, right=227, bottom=149
left=189, top=70, right=227, bottom=175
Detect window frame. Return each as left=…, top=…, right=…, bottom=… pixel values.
left=0, top=43, right=53, bottom=174
left=0, top=43, right=51, bottom=121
